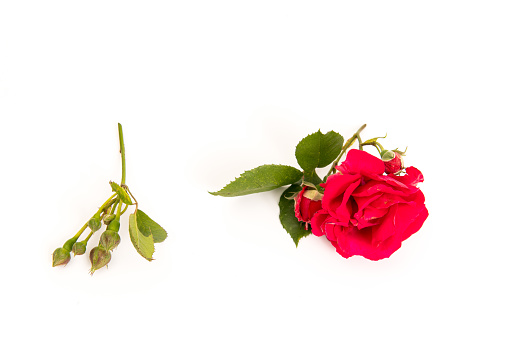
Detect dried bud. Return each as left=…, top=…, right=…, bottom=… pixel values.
left=382, top=150, right=404, bottom=174
left=88, top=216, right=102, bottom=232
left=72, top=241, right=87, bottom=256
left=52, top=247, right=71, bottom=267
left=99, top=230, right=121, bottom=251
left=89, top=246, right=111, bottom=274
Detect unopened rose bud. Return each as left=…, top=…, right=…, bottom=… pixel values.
left=99, top=230, right=121, bottom=251
left=103, top=214, right=115, bottom=226
left=88, top=216, right=102, bottom=232
left=382, top=151, right=404, bottom=174
left=89, top=246, right=111, bottom=273
left=106, top=219, right=120, bottom=232
left=294, top=186, right=323, bottom=224
left=52, top=247, right=71, bottom=267
left=72, top=241, right=87, bottom=256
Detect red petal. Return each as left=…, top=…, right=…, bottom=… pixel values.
left=322, top=173, right=361, bottom=221
left=389, top=166, right=424, bottom=188
left=310, top=210, right=329, bottom=236
left=352, top=180, right=410, bottom=197
left=402, top=205, right=428, bottom=241
left=372, top=205, right=397, bottom=246
left=355, top=206, right=388, bottom=229
left=336, top=149, right=385, bottom=175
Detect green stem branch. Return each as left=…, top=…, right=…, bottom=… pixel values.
left=118, top=123, right=126, bottom=186
left=326, top=124, right=366, bottom=177
left=73, top=223, right=89, bottom=240
left=99, top=194, right=117, bottom=214
left=116, top=201, right=123, bottom=218
left=84, top=230, right=94, bottom=243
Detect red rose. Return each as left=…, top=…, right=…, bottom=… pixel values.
left=311, top=149, right=428, bottom=260
left=294, top=186, right=323, bottom=224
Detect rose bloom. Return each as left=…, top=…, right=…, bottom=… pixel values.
left=294, top=186, right=322, bottom=224
left=311, top=149, right=428, bottom=260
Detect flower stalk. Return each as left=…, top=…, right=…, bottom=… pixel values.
left=52, top=123, right=167, bottom=273
left=326, top=124, right=366, bottom=177
left=118, top=123, right=126, bottom=186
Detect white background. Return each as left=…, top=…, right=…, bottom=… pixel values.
left=1, top=1, right=508, bottom=338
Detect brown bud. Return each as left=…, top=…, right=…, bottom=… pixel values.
left=89, top=246, right=111, bottom=274
left=52, top=248, right=71, bottom=267
left=99, top=230, right=121, bottom=251
left=72, top=241, right=87, bottom=256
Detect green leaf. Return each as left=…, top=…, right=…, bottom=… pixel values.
left=281, top=183, right=302, bottom=200
left=210, top=165, right=303, bottom=197
left=129, top=212, right=154, bottom=261
left=295, top=130, right=344, bottom=172
left=303, top=170, right=323, bottom=188
left=109, top=181, right=133, bottom=205
left=279, top=184, right=312, bottom=247
left=136, top=209, right=167, bottom=243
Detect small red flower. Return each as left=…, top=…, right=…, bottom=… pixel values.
left=294, top=186, right=323, bottom=226
left=383, top=151, right=404, bottom=174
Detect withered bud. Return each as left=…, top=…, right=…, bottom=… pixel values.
left=89, top=246, right=111, bottom=274
left=99, top=230, right=121, bottom=251
left=72, top=241, right=87, bottom=256
left=52, top=248, right=71, bottom=267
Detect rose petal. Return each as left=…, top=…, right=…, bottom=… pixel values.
left=324, top=222, right=337, bottom=241
left=336, top=179, right=361, bottom=222
left=352, top=180, right=410, bottom=198
left=329, top=238, right=352, bottom=259
left=335, top=226, right=372, bottom=258
left=392, top=166, right=424, bottom=187
left=322, top=173, right=361, bottom=220
left=402, top=206, right=428, bottom=241
left=394, top=192, right=426, bottom=228
left=370, top=193, right=414, bottom=210
left=336, top=149, right=385, bottom=175
left=356, top=206, right=388, bottom=229
left=383, top=167, right=424, bottom=194
left=310, top=210, right=329, bottom=236
left=372, top=205, right=397, bottom=246
left=354, top=193, right=383, bottom=215
left=365, top=233, right=402, bottom=260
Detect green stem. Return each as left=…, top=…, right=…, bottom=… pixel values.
left=99, top=194, right=117, bottom=214
left=116, top=201, right=123, bottom=218
left=73, top=223, right=89, bottom=240
left=118, top=123, right=126, bottom=186
left=84, top=230, right=94, bottom=243
left=74, top=194, right=117, bottom=240
left=124, top=185, right=139, bottom=212
left=111, top=199, right=119, bottom=216
left=326, top=124, right=366, bottom=177
left=357, top=134, right=363, bottom=150
left=373, top=142, right=384, bottom=155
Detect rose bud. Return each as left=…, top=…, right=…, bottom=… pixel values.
left=52, top=247, right=71, bottom=267
left=72, top=241, right=87, bottom=256
left=89, top=246, right=111, bottom=273
left=382, top=150, right=404, bottom=174
left=294, top=186, right=323, bottom=225
left=103, top=213, right=115, bottom=226
left=99, top=230, right=121, bottom=251
left=87, top=216, right=102, bottom=232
